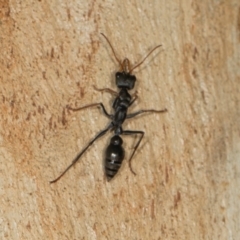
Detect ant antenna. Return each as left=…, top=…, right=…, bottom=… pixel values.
left=101, top=33, right=123, bottom=70
left=129, top=45, right=162, bottom=73
left=101, top=33, right=162, bottom=73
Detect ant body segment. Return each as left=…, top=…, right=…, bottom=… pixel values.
left=50, top=33, right=167, bottom=183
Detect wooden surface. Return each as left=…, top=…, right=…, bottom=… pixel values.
left=1, top=0, right=240, bottom=239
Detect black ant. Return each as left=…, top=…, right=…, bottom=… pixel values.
left=50, top=33, right=167, bottom=183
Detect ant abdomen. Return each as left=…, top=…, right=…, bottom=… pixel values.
left=105, top=135, right=125, bottom=181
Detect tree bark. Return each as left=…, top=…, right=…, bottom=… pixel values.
left=0, top=0, right=240, bottom=239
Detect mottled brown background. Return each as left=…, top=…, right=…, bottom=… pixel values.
left=0, top=0, right=240, bottom=239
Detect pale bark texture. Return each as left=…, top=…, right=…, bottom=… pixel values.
left=0, top=0, right=240, bottom=239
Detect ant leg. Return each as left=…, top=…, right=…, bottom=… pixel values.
left=67, top=103, right=112, bottom=119
left=127, top=108, right=167, bottom=119
left=50, top=123, right=113, bottom=184
left=122, top=130, right=144, bottom=175
left=93, top=85, right=118, bottom=96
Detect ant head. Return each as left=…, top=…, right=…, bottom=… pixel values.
left=115, top=71, right=136, bottom=90
left=116, top=58, right=136, bottom=90
left=115, top=58, right=136, bottom=90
